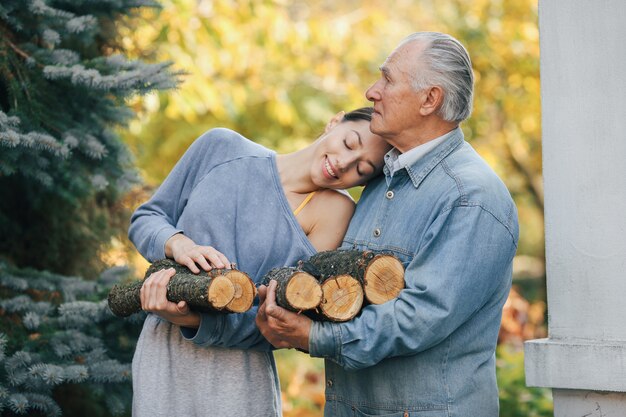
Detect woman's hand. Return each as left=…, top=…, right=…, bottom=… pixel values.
left=165, top=233, right=230, bottom=273
left=140, top=268, right=201, bottom=328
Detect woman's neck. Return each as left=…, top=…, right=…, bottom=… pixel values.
left=275, top=144, right=320, bottom=194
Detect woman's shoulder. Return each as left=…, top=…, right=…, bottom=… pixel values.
left=315, top=188, right=355, bottom=209
left=193, top=127, right=272, bottom=159
left=303, top=189, right=355, bottom=252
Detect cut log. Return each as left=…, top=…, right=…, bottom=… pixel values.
left=107, top=273, right=235, bottom=317
left=305, top=250, right=404, bottom=305
left=223, top=270, right=257, bottom=313
left=107, top=259, right=255, bottom=317
left=262, top=267, right=322, bottom=312
left=316, top=274, right=364, bottom=322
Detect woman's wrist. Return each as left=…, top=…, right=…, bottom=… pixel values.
left=175, top=311, right=201, bottom=329
left=165, top=232, right=189, bottom=258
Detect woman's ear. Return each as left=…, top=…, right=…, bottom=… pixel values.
left=324, top=111, right=345, bottom=133
left=419, top=86, right=444, bottom=117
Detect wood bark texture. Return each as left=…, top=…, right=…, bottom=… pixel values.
left=108, top=259, right=255, bottom=317
left=305, top=250, right=405, bottom=305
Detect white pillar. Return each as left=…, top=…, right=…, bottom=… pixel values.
left=524, top=0, right=626, bottom=414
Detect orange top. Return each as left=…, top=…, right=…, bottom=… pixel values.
left=293, top=191, right=316, bottom=216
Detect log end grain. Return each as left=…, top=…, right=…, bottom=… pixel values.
left=207, top=275, right=236, bottom=309
left=224, top=270, right=256, bottom=313
left=319, top=274, right=364, bottom=322
left=364, top=255, right=405, bottom=305
left=285, top=272, right=323, bottom=310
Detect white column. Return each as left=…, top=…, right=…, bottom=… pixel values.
left=524, top=0, right=626, bottom=414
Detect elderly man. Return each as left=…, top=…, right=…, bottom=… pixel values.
left=256, top=32, right=519, bottom=417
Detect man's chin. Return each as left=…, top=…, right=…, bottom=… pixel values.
left=369, top=121, right=383, bottom=135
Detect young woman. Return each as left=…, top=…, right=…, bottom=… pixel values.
left=129, top=107, right=391, bottom=417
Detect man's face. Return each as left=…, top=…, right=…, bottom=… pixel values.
left=365, top=41, right=427, bottom=150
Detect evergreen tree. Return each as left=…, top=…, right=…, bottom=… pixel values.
left=0, top=0, right=180, bottom=276
left=0, top=1, right=179, bottom=415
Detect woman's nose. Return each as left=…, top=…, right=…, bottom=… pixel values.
left=337, top=154, right=358, bottom=172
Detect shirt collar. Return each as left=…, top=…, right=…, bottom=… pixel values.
left=384, top=128, right=459, bottom=177
left=383, top=128, right=464, bottom=187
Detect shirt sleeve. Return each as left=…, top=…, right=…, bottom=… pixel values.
left=309, top=204, right=518, bottom=371
left=128, top=129, right=228, bottom=261
left=179, top=306, right=273, bottom=351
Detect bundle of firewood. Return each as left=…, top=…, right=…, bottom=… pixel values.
left=262, top=250, right=405, bottom=322
left=107, top=250, right=405, bottom=321
left=107, top=259, right=256, bottom=317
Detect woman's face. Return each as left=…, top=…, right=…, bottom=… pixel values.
left=311, top=119, right=391, bottom=189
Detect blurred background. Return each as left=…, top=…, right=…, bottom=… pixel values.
left=0, top=0, right=549, bottom=415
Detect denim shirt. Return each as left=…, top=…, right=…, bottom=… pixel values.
left=309, top=129, right=519, bottom=417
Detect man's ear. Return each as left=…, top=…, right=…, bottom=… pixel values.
left=419, top=86, right=444, bottom=117
left=324, top=111, right=345, bottom=133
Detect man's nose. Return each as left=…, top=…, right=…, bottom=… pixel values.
left=365, top=80, right=382, bottom=101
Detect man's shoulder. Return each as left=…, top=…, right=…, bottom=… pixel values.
left=443, top=142, right=511, bottom=199
left=440, top=142, right=518, bottom=235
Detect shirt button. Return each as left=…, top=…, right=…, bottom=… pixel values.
left=373, top=228, right=381, bottom=237
left=386, top=190, right=394, bottom=199
left=327, top=379, right=333, bottom=387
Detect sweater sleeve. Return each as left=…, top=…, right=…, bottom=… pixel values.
left=180, top=307, right=273, bottom=351
left=128, top=128, right=234, bottom=261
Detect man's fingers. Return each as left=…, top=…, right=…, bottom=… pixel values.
left=266, top=280, right=278, bottom=308
left=257, top=284, right=268, bottom=305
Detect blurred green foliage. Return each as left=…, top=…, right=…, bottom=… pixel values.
left=496, top=345, right=554, bottom=416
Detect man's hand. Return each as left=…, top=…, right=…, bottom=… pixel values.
left=256, top=280, right=312, bottom=351
left=140, top=267, right=201, bottom=328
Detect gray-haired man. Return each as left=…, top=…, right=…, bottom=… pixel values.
left=257, top=32, right=519, bottom=417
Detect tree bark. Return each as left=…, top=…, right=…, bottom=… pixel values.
left=305, top=250, right=404, bottom=305
left=107, top=259, right=254, bottom=317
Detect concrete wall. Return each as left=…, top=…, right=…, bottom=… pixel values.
left=524, top=0, right=626, bottom=414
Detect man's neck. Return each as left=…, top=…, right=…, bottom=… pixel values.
left=390, top=120, right=458, bottom=153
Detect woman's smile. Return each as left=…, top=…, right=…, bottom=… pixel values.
left=323, top=157, right=339, bottom=180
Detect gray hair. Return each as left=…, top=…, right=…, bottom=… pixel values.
left=399, top=32, right=474, bottom=123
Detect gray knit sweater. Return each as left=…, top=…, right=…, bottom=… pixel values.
left=129, top=128, right=316, bottom=417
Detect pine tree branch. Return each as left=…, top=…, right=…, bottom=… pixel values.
left=4, top=38, right=30, bottom=62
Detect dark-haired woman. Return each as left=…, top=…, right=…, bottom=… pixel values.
left=129, top=107, right=391, bottom=417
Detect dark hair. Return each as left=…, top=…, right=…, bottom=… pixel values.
left=342, top=107, right=374, bottom=123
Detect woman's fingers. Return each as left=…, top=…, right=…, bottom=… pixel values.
left=190, top=253, right=212, bottom=272
left=140, top=268, right=175, bottom=311
left=174, top=245, right=231, bottom=272
left=180, top=256, right=201, bottom=274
